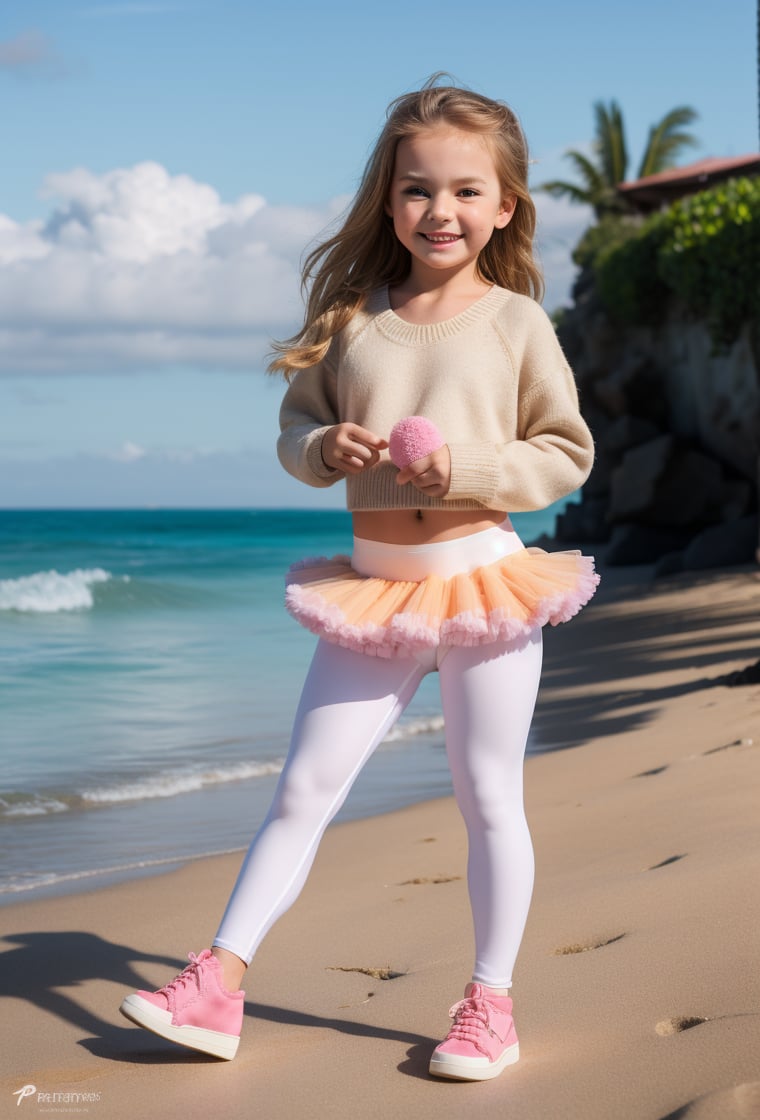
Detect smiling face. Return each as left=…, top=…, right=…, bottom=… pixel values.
left=385, top=126, right=516, bottom=284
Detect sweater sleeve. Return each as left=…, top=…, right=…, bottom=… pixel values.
left=445, top=311, right=594, bottom=512
left=276, top=342, right=343, bottom=489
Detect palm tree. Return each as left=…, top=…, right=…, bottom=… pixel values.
left=540, top=100, right=699, bottom=218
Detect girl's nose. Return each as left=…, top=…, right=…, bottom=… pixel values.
left=427, top=196, right=452, bottom=223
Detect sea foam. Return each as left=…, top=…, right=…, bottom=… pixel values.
left=0, top=847, right=245, bottom=895
left=81, top=759, right=286, bottom=804
left=384, top=715, right=445, bottom=743
left=0, top=568, right=113, bottom=613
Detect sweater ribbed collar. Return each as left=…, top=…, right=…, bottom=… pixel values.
left=366, top=285, right=509, bottom=345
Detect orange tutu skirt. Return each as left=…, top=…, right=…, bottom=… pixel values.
left=285, top=548, right=600, bottom=658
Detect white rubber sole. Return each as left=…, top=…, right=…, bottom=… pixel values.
left=119, top=994, right=240, bottom=1060
left=429, top=1041, right=519, bottom=1081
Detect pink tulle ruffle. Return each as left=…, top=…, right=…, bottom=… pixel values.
left=285, top=547, right=600, bottom=658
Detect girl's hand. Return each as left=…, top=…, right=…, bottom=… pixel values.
left=395, top=445, right=451, bottom=498
left=321, top=423, right=388, bottom=474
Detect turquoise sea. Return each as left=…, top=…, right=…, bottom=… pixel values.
left=0, top=504, right=570, bottom=902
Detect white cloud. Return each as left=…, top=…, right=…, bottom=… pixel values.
left=0, top=158, right=587, bottom=374
left=0, top=162, right=347, bottom=375
left=533, top=193, right=593, bottom=311
left=112, top=440, right=147, bottom=462
left=0, top=215, right=49, bottom=263
left=39, top=163, right=265, bottom=261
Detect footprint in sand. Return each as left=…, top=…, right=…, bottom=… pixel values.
left=327, top=966, right=405, bottom=1009
left=327, top=965, right=405, bottom=980
left=646, top=854, right=687, bottom=870
left=551, top=933, right=626, bottom=956
left=655, top=1015, right=709, bottom=1035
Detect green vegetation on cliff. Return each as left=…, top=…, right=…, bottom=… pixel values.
left=576, top=176, right=760, bottom=351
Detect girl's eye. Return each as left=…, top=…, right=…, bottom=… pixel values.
left=400, top=185, right=479, bottom=199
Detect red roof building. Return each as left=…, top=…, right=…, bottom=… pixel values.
left=617, top=154, right=760, bottom=212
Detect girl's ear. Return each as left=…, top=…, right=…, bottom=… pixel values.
left=384, top=197, right=394, bottom=217
left=494, top=193, right=518, bottom=230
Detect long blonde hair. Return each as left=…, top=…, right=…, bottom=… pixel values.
left=269, top=77, right=543, bottom=378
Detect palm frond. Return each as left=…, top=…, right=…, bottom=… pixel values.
left=538, top=179, right=595, bottom=205
left=593, top=100, right=629, bottom=186
left=637, top=106, right=699, bottom=178
left=562, top=150, right=608, bottom=196
left=545, top=100, right=701, bottom=216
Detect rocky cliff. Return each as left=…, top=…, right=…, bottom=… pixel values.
left=555, top=288, right=760, bottom=570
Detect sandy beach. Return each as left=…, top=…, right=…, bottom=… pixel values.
left=2, top=558, right=759, bottom=1120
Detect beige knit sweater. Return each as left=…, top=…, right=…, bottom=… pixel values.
left=277, top=286, right=594, bottom=513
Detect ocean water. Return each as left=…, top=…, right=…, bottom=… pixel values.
left=0, top=504, right=570, bottom=902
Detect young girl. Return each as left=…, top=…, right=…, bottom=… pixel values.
left=120, top=79, right=598, bottom=1082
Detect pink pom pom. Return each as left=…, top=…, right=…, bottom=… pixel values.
left=388, top=416, right=445, bottom=469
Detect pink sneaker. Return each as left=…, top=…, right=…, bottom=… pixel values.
left=119, top=950, right=244, bottom=1060
left=429, top=983, right=520, bottom=1081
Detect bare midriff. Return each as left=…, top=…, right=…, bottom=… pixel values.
left=352, top=508, right=506, bottom=545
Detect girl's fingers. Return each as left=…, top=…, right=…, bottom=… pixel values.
left=340, top=454, right=372, bottom=473
left=395, top=447, right=451, bottom=493
left=338, top=425, right=388, bottom=457
left=349, top=426, right=388, bottom=451
left=323, top=424, right=388, bottom=471
left=335, top=441, right=385, bottom=473
left=341, top=442, right=380, bottom=466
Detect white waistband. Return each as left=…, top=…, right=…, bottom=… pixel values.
left=352, top=520, right=524, bottom=581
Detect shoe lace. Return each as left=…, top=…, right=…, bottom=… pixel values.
left=160, top=952, right=205, bottom=996
left=445, top=995, right=506, bottom=1054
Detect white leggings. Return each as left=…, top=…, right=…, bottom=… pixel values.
left=214, top=522, right=543, bottom=988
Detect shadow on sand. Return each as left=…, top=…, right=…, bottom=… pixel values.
left=0, top=929, right=436, bottom=1071
left=531, top=564, right=758, bottom=753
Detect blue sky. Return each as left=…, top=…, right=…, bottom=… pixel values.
left=1, top=0, right=757, bottom=508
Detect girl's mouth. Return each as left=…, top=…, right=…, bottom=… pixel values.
left=420, top=233, right=462, bottom=243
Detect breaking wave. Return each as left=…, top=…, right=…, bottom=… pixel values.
left=0, top=568, right=116, bottom=613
